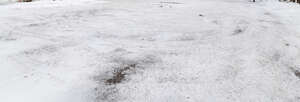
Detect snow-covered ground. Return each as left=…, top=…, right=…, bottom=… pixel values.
left=1, top=0, right=300, bottom=102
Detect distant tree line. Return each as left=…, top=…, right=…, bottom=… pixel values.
left=252, top=0, right=300, bottom=3
left=18, top=0, right=32, bottom=2
left=279, top=0, right=300, bottom=3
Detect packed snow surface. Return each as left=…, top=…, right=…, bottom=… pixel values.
left=1, top=0, right=300, bottom=102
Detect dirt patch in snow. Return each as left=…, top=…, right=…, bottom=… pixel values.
left=232, top=20, right=249, bottom=35
left=289, top=67, right=300, bottom=79
left=233, top=28, right=244, bottom=35
left=105, top=64, right=137, bottom=85
left=94, top=50, right=161, bottom=102
left=293, top=70, right=300, bottom=79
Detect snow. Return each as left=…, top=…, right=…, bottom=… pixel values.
left=1, top=0, right=300, bottom=102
